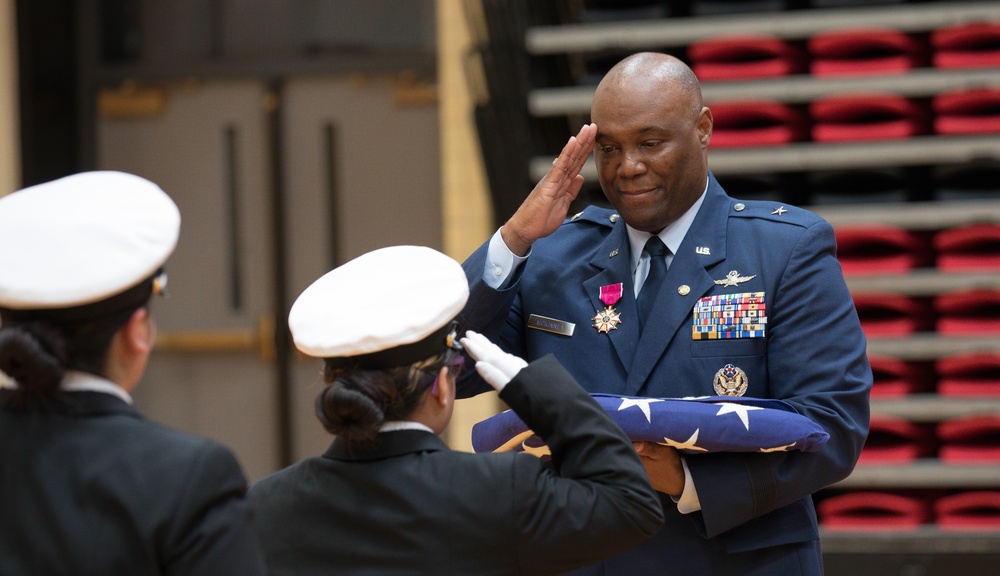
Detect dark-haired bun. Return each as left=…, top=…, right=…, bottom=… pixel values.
left=0, top=326, right=66, bottom=407
left=315, top=381, right=384, bottom=446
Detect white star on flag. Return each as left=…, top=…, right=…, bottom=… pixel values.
left=715, top=402, right=764, bottom=430
left=660, top=429, right=708, bottom=452
left=760, top=443, right=797, bottom=453
left=618, top=397, right=664, bottom=422
left=522, top=442, right=552, bottom=458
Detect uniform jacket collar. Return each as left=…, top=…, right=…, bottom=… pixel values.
left=323, top=429, right=448, bottom=462
left=0, top=389, right=140, bottom=418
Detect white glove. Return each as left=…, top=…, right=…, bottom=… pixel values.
left=459, top=331, right=527, bottom=392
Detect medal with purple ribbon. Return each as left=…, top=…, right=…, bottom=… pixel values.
left=592, top=282, right=623, bottom=333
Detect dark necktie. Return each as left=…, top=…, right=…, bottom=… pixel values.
left=637, top=236, right=669, bottom=333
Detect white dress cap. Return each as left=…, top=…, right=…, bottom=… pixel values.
left=0, top=171, right=181, bottom=310
left=289, top=245, right=470, bottom=361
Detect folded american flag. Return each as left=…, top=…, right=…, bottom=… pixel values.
left=472, top=394, right=829, bottom=456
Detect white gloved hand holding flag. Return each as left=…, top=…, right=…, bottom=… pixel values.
left=460, top=331, right=527, bottom=393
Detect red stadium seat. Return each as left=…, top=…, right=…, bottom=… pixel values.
left=932, top=22, right=1000, bottom=69
left=934, top=290, right=1000, bottom=335
left=936, top=353, right=1000, bottom=397
left=708, top=100, right=808, bottom=147
left=933, top=163, right=1000, bottom=201
left=937, top=416, right=1000, bottom=463
left=835, top=224, right=931, bottom=275
left=810, top=93, right=929, bottom=142
left=853, top=293, right=934, bottom=337
left=689, top=35, right=807, bottom=81
left=933, top=88, right=1000, bottom=135
left=859, top=416, right=936, bottom=464
left=819, top=491, right=931, bottom=530
left=690, top=0, right=790, bottom=16
left=934, top=223, right=1000, bottom=271
left=869, top=355, right=934, bottom=397
left=808, top=28, right=927, bottom=76
left=809, top=168, right=910, bottom=205
left=935, top=491, right=1000, bottom=530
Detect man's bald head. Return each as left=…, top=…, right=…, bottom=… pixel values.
left=595, top=52, right=704, bottom=117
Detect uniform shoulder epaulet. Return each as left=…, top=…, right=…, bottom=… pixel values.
left=564, top=205, right=620, bottom=227
left=729, top=200, right=824, bottom=228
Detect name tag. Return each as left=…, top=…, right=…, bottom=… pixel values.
left=528, top=314, right=575, bottom=337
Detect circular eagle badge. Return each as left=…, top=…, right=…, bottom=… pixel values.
left=713, top=363, right=748, bottom=396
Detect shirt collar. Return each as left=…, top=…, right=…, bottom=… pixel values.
left=62, top=371, right=134, bottom=404
left=379, top=420, right=434, bottom=434
left=627, top=178, right=709, bottom=273
left=0, top=369, right=132, bottom=404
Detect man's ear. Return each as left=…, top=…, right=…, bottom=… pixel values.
left=698, top=106, right=713, bottom=147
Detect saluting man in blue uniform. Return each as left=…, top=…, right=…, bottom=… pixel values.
left=458, top=52, right=872, bottom=575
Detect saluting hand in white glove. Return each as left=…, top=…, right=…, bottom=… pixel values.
left=459, top=331, right=528, bottom=392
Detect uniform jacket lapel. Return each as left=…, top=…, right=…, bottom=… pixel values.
left=624, top=175, right=730, bottom=396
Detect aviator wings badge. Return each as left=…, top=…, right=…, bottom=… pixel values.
left=714, top=270, right=757, bottom=287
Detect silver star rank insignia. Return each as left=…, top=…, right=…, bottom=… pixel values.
left=771, top=206, right=788, bottom=216
left=591, top=306, right=622, bottom=333
left=714, top=270, right=757, bottom=287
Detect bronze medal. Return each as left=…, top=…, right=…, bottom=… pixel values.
left=592, top=283, right=624, bottom=334
left=592, top=306, right=622, bottom=333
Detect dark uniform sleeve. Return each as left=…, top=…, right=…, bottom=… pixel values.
left=162, top=441, right=267, bottom=576
left=498, top=355, right=665, bottom=574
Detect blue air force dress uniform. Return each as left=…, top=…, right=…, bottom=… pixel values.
left=0, top=172, right=265, bottom=576
left=247, top=245, right=664, bottom=576
left=458, top=173, right=872, bottom=575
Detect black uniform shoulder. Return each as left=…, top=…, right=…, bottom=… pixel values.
left=727, top=198, right=826, bottom=229
left=563, top=205, right=620, bottom=229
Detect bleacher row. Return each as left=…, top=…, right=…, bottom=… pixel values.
left=838, top=222, right=1000, bottom=274
left=818, top=489, right=1000, bottom=531
left=688, top=22, right=1000, bottom=81
left=718, top=164, right=1000, bottom=206
left=861, top=414, right=1000, bottom=463
left=687, top=22, right=1000, bottom=147
left=708, top=87, right=1000, bottom=148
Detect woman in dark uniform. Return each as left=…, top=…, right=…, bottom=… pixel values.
left=0, top=171, right=265, bottom=576
left=248, top=245, right=664, bottom=576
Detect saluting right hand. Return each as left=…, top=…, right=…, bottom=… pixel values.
left=459, top=331, right=527, bottom=393
left=501, top=123, right=597, bottom=256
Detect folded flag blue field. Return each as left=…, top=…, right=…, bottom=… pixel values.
left=472, top=394, right=829, bottom=456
